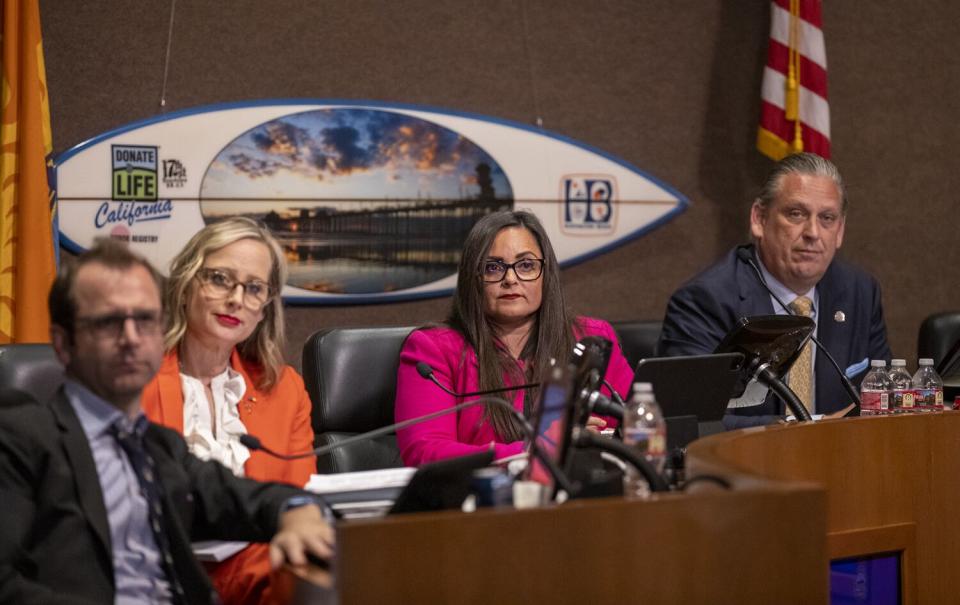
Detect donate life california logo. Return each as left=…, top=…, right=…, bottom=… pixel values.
left=56, top=100, right=687, bottom=305
left=96, top=144, right=172, bottom=233
left=112, top=145, right=158, bottom=200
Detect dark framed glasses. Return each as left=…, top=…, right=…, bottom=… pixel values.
left=75, top=311, right=162, bottom=340
left=196, top=268, right=274, bottom=310
left=480, top=258, right=545, bottom=283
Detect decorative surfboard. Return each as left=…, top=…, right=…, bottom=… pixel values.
left=54, top=100, right=688, bottom=304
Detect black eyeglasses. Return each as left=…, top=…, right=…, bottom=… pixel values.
left=75, top=311, right=163, bottom=340
left=196, top=268, right=274, bottom=310
left=480, top=258, right=545, bottom=283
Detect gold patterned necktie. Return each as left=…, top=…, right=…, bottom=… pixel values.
left=787, top=296, right=814, bottom=415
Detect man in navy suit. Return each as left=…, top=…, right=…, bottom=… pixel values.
left=658, top=153, right=891, bottom=425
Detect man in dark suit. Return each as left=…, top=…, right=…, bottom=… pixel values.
left=0, top=240, right=333, bottom=604
left=658, top=153, right=891, bottom=425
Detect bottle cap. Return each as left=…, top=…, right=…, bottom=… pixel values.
left=632, top=382, right=653, bottom=393
left=870, top=359, right=886, bottom=367
left=919, top=358, right=934, bottom=366
left=891, top=359, right=906, bottom=366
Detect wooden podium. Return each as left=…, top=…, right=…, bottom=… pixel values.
left=279, top=475, right=828, bottom=603
left=686, top=412, right=960, bottom=604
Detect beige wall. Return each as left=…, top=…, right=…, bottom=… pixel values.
left=43, top=0, right=959, bottom=368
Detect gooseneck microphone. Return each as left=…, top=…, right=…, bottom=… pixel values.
left=415, top=362, right=539, bottom=397
left=568, top=337, right=626, bottom=423
left=238, top=395, right=512, bottom=461
left=570, top=429, right=669, bottom=492
left=736, top=246, right=862, bottom=409
left=601, top=378, right=626, bottom=407
left=750, top=361, right=811, bottom=421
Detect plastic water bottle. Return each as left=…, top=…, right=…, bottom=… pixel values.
left=860, top=360, right=892, bottom=416
left=621, top=382, right=666, bottom=498
left=912, top=358, right=944, bottom=412
left=888, top=359, right=915, bottom=414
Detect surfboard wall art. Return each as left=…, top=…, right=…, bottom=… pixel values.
left=54, top=100, right=687, bottom=304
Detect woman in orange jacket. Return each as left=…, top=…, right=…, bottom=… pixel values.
left=142, top=217, right=315, bottom=605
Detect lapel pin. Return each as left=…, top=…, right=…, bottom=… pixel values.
left=834, top=311, right=846, bottom=323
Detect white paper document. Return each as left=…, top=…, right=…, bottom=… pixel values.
left=192, top=540, right=248, bottom=562
left=305, top=467, right=415, bottom=494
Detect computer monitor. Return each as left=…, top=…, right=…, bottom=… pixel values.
left=389, top=449, right=495, bottom=515
left=524, top=365, right=575, bottom=494
left=633, top=353, right=744, bottom=437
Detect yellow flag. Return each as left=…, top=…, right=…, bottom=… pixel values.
left=0, top=0, right=57, bottom=344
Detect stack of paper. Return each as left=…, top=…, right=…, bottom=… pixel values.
left=306, top=467, right=416, bottom=519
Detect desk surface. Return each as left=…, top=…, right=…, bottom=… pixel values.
left=279, top=484, right=827, bottom=604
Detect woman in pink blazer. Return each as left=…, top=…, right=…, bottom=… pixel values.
left=395, top=210, right=634, bottom=466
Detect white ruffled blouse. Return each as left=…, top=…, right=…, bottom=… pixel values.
left=180, top=367, right=251, bottom=477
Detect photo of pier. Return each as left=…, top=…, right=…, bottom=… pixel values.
left=198, top=108, right=513, bottom=294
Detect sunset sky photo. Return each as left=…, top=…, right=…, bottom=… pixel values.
left=199, top=108, right=512, bottom=217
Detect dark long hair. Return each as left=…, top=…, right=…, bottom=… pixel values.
left=447, top=210, right=576, bottom=441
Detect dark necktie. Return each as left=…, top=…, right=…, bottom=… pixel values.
left=111, top=418, right=187, bottom=605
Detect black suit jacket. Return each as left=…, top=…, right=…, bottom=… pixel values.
left=657, top=244, right=892, bottom=424
left=0, top=388, right=307, bottom=604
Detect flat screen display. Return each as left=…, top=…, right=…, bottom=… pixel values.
left=525, top=370, right=573, bottom=491
left=830, top=552, right=900, bottom=605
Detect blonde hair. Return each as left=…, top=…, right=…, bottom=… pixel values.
left=165, top=217, right=288, bottom=391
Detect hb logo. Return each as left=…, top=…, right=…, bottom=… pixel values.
left=562, top=175, right=616, bottom=233
left=112, top=145, right=158, bottom=201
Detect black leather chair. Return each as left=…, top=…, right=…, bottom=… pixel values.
left=610, top=319, right=663, bottom=369
left=0, top=343, right=63, bottom=404
left=301, top=326, right=414, bottom=473
left=917, top=311, right=960, bottom=370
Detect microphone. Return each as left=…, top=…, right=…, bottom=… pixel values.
left=568, top=337, right=625, bottom=423
left=588, top=388, right=624, bottom=421
left=736, top=246, right=863, bottom=409
left=601, top=378, right=626, bottom=407
left=416, top=361, right=539, bottom=397
left=240, top=394, right=527, bottom=462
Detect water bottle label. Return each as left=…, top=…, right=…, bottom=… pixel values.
left=914, top=388, right=943, bottom=409
left=624, top=427, right=666, bottom=456
left=861, top=391, right=888, bottom=412
left=893, top=390, right=915, bottom=409
left=649, top=432, right=666, bottom=456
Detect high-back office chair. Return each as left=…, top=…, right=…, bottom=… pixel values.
left=917, top=311, right=960, bottom=370
left=610, top=319, right=663, bottom=368
left=301, top=326, right=414, bottom=473
left=0, top=343, right=64, bottom=404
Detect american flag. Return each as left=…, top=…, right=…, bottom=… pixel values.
left=757, top=0, right=830, bottom=160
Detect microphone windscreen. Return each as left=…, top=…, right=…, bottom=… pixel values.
left=416, top=362, right=434, bottom=379
left=736, top=246, right=753, bottom=264
left=239, top=434, right=262, bottom=450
